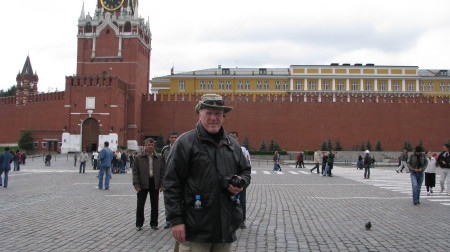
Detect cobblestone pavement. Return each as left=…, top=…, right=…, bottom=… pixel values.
left=1, top=156, right=449, bottom=252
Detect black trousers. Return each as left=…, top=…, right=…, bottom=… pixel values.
left=311, top=163, right=320, bottom=173
left=136, top=177, right=159, bottom=227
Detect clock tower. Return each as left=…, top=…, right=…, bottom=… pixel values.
left=63, top=0, right=151, bottom=152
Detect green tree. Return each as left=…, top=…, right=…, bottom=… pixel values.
left=366, top=141, right=372, bottom=151
left=360, top=143, right=366, bottom=151
left=274, top=141, right=280, bottom=151
left=326, top=139, right=333, bottom=151
left=375, top=139, right=383, bottom=151
left=243, top=137, right=250, bottom=150
left=334, top=140, right=343, bottom=151
left=269, top=140, right=277, bottom=151
left=403, top=140, right=413, bottom=152
left=418, top=139, right=424, bottom=149
left=0, top=85, right=16, bottom=97
left=259, top=140, right=266, bottom=151
left=18, top=130, right=34, bottom=152
left=321, top=141, right=327, bottom=151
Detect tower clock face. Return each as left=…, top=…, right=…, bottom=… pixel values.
left=101, top=0, right=125, bottom=11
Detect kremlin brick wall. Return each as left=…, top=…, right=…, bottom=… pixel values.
left=142, top=94, right=449, bottom=151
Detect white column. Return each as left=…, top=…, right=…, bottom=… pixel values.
left=416, top=79, right=420, bottom=92
left=92, top=37, right=96, bottom=57
left=346, top=79, right=350, bottom=91
left=360, top=79, right=364, bottom=91
left=304, top=78, right=308, bottom=91
left=118, top=37, right=122, bottom=57
left=374, top=79, right=378, bottom=91
left=290, top=78, right=293, bottom=91
left=332, top=79, right=336, bottom=91
left=402, top=79, right=406, bottom=92
left=318, top=79, right=322, bottom=91
left=388, top=79, right=392, bottom=91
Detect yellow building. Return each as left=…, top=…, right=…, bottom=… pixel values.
left=150, top=63, right=450, bottom=100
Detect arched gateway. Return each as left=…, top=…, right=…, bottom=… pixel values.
left=82, top=118, right=99, bottom=152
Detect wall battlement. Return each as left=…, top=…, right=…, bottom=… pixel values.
left=66, top=75, right=128, bottom=91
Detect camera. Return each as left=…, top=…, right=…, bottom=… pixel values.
left=222, top=175, right=246, bottom=188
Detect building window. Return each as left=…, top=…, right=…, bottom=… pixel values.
left=296, top=81, right=303, bottom=90
left=421, top=82, right=427, bottom=91
left=259, top=68, right=267, bottom=75
left=264, top=81, right=269, bottom=90
left=218, top=81, right=224, bottom=90
left=207, top=81, right=213, bottom=90
left=338, top=81, right=344, bottom=91
left=275, top=81, right=281, bottom=90
left=428, top=82, right=434, bottom=91
left=178, top=81, right=185, bottom=91
left=226, top=81, right=232, bottom=90
left=440, top=82, right=445, bottom=92
left=407, top=82, right=414, bottom=91
left=448, top=83, right=450, bottom=92
left=256, top=81, right=262, bottom=90
left=309, top=81, right=316, bottom=91
left=379, top=81, right=386, bottom=91
left=351, top=81, right=358, bottom=91
left=245, top=81, right=250, bottom=90
left=42, top=142, right=47, bottom=148
left=237, top=81, right=243, bottom=90
left=323, top=81, right=330, bottom=91
left=222, top=68, right=230, bottom=75
left=283, top=81, right=288, bottom=90
left=200, top=81, right=205, bottom=90
left=393, top=81, right=400, bottom=91
left=365, top=81, right=372, bottom=91
left=33, top=142, right=38, bottom=148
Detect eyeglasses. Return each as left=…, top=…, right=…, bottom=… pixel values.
left=203, top=100, right=224, bottom=106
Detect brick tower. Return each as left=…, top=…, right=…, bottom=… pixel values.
left=16, top=56, right=39, bottom=106
left=62, top=0, right=151, bottom=152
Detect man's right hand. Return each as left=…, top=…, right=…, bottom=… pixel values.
left=134, top=186, right=141, bottom=192
left=172, top=224, right=186, bottom=243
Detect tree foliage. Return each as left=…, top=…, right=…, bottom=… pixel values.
left=259, top=140, right=266, bottom=151
left=0, top=85, right=16, bottom=97
left=18, top=130, right=34, bottom=151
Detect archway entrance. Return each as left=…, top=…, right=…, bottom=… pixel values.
left=82, top=118, right=99, bottom=152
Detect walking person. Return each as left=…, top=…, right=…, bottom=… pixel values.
left=310, top=149, right=320, bottom=174
left=396, top=149, right=409, bottom=173
left=79, top=150, right=88, bottom=173
left=424, top=151, right=437, bottom=195
left=161, top=131, right=178, bottom=229
left=299, top=152, right=305, bottom=168
left=0, top=147, right=14, bottom=188
left=327, top=150, right=335, bottom=176
left=229, top=130, right=252, bottom=229
left=45, top=152, right=52, bottom=166
left=164, top=94, right=251, bottom=252
left=363, top=150, right=372, bottom=179
left=321, top=152, right=328, bottom=175
left=133, top=138, right=165, bottom=231
left=437, top=143, right=450, bottom=195
left=92, top=151, right=99, bottom=170
left=273, top=151, right=280, bottom=171
left=408, top=146, right=427, bottom=205
left=13, top=150, right=20, bottom=171
left=74, top=152, right=78, bottom=167
left=97, top=141, right=113, bottom=190
left=295, top=152, right=301, bottom=168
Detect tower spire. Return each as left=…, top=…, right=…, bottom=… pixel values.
left=79, top=1, right=85, bottom=20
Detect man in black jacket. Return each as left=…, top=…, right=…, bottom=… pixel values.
left=438, top=144, right=450, bottom=195
left=164, top=94, right=251, bottom=252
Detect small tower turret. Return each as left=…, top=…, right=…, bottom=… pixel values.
left=16, top=56, right=39, bottom=105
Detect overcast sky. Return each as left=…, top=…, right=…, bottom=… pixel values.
left=2, top=0, right=450, bottom=93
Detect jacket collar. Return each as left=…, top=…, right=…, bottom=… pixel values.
left=195, top=121, right=231, bottom=146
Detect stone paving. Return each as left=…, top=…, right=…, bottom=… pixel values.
left=1, top=156, right=449, bottom=252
